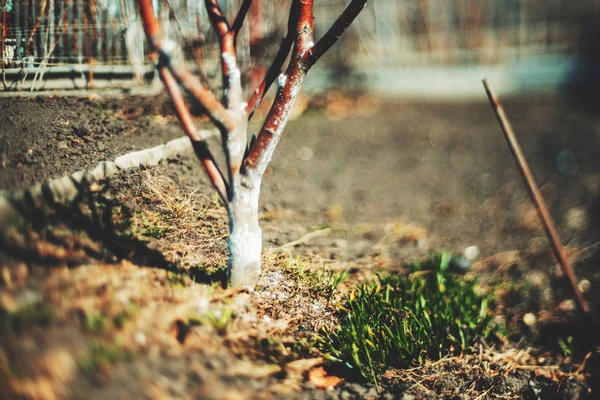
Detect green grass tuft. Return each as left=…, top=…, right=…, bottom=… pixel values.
left=319, top=251, right=496, bottom=383
left=0, top=304, right=54, bottom=332
left=79, top=342, right=135, bottom=373
left=83, top=312, right=107, bottom=332
left=283, top=256, right=348, bottom=299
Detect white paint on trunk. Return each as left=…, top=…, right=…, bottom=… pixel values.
left=227, top=172, right=263, bottom=287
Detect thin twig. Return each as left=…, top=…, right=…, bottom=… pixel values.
left=279, top=228, right=331, bottom=249
left=482, top=79, right=589, bottom=313
left=574, top=351, right=593, bottom=375
left=473, top=385, right=494, bottom=400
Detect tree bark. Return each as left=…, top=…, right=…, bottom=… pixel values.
left=227, top=170, right=262, bottom=286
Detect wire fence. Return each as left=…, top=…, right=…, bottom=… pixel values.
left=1, top=0, right=599, bottom=89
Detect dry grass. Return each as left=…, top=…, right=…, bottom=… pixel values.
left=1, top=163, right=596, bottom=399
left=112, top=169, right=229, bottom=270
left=382, top=346, right=590, bottom=399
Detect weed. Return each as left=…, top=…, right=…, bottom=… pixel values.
left=290, top=337, right=314, bottom=355
left=112, top=305, right=139, bottom=329
left=318, top=251, right=496, bottom=383
left=259, top=337, right=289, bottom=363
left=189, top=307, right=233, bottom=334
left=284, top=256, right=347, bottom=300
left=82, top=305, right=138, bottom=332
left=0, top=304, right=54, bottom=331
left=141, top=219, right=170, bottom=239
left=79, top=342, right=135, bottom=373
left=558, top=336, right=575, bottom=358
left=83, top=312, right=107, bottom=332
left=313, top=267, right=349, bottom=301
left=167, top=271, right=188, bottom=288
left=315, top=221, right=331, bottom=230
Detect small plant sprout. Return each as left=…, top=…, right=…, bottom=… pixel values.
left=137, top=0, right=368, bottom=287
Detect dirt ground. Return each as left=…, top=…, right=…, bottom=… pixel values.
left=1, top=92, right=600, bottom=399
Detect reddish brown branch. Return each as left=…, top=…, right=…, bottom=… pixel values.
left=232, top=0, right=253, bottom=43
left=137, top=0, right=235, bottom=134
left=245, top=1, right=297, bottom=118
left=204, top=0, right=230, bottom=37
left=293, top=0, right=315, bottom=57
left=244, top=0, right=369, bottom=166
left=1, top=4, right=7, bottom=90
left=137, top=0, right=231, bottom=203
left=244, top=0, right=314, bottom=172
left=205, top=0, right=238, bottom=107
left=203, top=0, right=246, bottom=189
left=158, top=66, right=228, bottom=203
left=483, top=79, right=590, bottom=314
left=306, top=0, right=368, bottom=66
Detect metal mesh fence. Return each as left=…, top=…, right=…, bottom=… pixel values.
left=1, top=0, right=599, bottom=88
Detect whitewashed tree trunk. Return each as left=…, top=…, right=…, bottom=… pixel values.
left=137, top=0, right=368, bottom=287
left=227, top=172, right=262, bottom=286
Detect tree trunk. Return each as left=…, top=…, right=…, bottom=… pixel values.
left=227, top=171, right=263, bottom=286
left=137, top=0, right=369, bottom=287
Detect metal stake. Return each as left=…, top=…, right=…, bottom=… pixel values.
left=482, top=79, right=590, bottom=313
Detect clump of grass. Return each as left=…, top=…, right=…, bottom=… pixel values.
left=188, top=307, right=233, bottom=334
left=283, top=256, right=348, bottom=301
left=82, top=304, right=139, bottom=332
left=0, top=304, right=54, bottom=332
left=558, top=335, right=575, bottom=358
left=319, top=252, right=496, bottom=383
left=112, top=305, right=139, bottom=329
left=83, top=312, right=107, bottom=332
left=79, top=342, right=135, bottom=373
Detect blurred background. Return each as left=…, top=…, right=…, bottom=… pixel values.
left=2, top=0, right=600, bottom=96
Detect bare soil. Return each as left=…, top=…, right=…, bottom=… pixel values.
left=1, top=92, right=600, bottom=399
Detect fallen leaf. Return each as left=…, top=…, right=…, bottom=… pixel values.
left=308, top=366, right=344, bottom=389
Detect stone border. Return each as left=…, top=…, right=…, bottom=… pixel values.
left=0, top=131, right=217, bottom=230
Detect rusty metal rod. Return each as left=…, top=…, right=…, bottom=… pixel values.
left=482, top=79, right=590, bottom=314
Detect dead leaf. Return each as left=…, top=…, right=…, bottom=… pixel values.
left=308, top=366, right=344, bottom=389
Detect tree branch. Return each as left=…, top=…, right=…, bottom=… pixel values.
left=231, top=0, right=253, bottom=44
left=157, top=66, right=229, bottom=203
left=138, top=0, right=232, bottom=203
left=205, top=0, right=241, bottom=109
left=245, top=1, right=297, bottom=119
left=243, top=0, right=314, bottom=174
left=204, top=0, right=246, bottom=192
left=305, top=0, right=368, bottom=67
left=137, top=0, right=235, bottom=135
